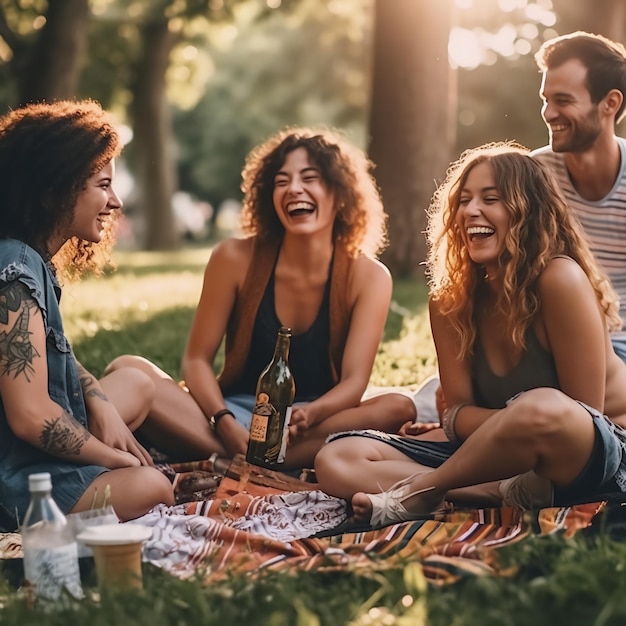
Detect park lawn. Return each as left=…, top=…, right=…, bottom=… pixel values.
left=2, top=243, right=626, bottom=625
left=62, top=243, right=439, bottom=386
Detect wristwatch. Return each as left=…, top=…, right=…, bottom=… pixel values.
left=209, top=408, right=235, bottom=430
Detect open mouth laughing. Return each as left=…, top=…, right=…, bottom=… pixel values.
left=287, top=201, right=316, bottom=217
left=466, top=226, right=495, bottom=241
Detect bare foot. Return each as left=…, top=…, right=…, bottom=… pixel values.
left=351, top=475, right=445, bottom=528
left=351, top=492, right=373, bottom=524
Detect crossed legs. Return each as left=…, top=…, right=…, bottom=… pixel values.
left=316, top=388, right=596, bottom=525
left=70, top=363, right=175, bottom=521
left=285, top=392, right=416, bottom=470
left=105, top=354, right=226, bottom=461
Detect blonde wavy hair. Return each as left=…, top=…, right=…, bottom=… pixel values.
left=426, top=142, right=621, bottom=360
left=239, top=127, right=387, bottom=258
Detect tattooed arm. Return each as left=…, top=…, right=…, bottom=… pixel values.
left=77, top=363, right=108, bottom=403
left=0, top=280, right=140, bottom=469
left=76, top=361, right=152, bottom=466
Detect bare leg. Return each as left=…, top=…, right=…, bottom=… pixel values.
left=446, top=482, right=503, bottom=507
left=352, top=388, right=596, bottom=523
left=316, top=433, right=502, bottom=506
left=315, top=435, right=432, bottom=498
left=105, top=355, right=227, bottom=460
left=99, top=367, right=155, bottom=431
left=71, top=467, right=174, bottom=521
left=285, top=393, right=416, bottom=470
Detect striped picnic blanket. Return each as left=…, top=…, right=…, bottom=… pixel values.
left=0, top=456, right=607, bottom=586
left=132, top=456, right=605, bottom=585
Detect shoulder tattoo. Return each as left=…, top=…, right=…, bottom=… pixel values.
left=0, top=282, right=40, bottom=381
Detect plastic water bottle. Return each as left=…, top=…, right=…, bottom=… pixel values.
left=21, top=472, right=83, bottom=601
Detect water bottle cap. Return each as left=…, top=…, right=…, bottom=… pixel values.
left=28, top=472, right=52, bottom=492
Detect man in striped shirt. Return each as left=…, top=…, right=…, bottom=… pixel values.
left=533, top=31, right=626, bottom=363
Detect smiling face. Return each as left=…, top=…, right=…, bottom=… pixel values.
left=540, top=58, right=603, bottom=153
left=67, top=160, right=122, bottom=243
left=455, top=160, right=510, bottom=277
left=272, top=147, right=336, bottom=239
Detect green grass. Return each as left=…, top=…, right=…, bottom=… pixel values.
left=62, top=244, right=439, bottom=385
left=3, top=243, right=625, bottom=625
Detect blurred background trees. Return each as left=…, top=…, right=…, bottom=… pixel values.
left=0, top=0, right=619, bottom=274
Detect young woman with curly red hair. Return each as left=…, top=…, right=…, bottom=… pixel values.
left=109, top=128, right=416, bottom=468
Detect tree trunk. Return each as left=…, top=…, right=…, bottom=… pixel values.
left=595, top=0, right=626, bottom=41
left=18, top=0, right=90, bottom=103
left=130, top=17, right=179, bottom=250
left=552, top=0, right=625, bottom=41
left=368, top=0, right=454, bottom=278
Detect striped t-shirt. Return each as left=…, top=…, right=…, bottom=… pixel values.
left=532, top=139, right=626, bottom=340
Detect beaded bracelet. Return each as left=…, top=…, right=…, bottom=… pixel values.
left=441, top=403, right=470, bottom=444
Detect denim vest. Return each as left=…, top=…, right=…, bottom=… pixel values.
left=0, top=240, right=104, bottom=530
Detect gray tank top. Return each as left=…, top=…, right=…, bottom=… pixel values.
left=472, top=327, right=560, bottom=409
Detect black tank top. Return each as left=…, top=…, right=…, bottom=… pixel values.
left=229, top=260, right=335, bottom=401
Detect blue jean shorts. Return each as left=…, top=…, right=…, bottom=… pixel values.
left=553, top=402, right=626, bottom=504
left=224, top=394, right=255, bottom=430
left=224, top=394, right=317, bottom=431
left=327, top=402, right=626, bottom=505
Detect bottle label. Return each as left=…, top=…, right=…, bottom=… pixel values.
left=249, top=411, right=269, bottom=442
left=23, top=542, right=82, bottom=600
left=277, top=405, right=293, bottom=463
left=247, top=391, right=293, bottom=466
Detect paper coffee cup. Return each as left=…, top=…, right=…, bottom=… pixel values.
left=77, top=523, right=152, bottom=590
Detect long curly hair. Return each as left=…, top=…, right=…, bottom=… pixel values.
left=426, top=142, right=621, bottom=360
left=0, top=99, right=122, bottom=282
left=239, top=127, right=387, bottom=258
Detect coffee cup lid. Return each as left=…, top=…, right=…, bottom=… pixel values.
left=77, top=523, right=152, bottom=546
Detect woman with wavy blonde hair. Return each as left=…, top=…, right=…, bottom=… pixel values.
left=314, top=143, right=626, bottom=528
left=108, top=127, right=415, bottom=467
left=427, top=142, right=620, bottom=360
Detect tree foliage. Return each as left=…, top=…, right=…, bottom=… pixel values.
left=174, top=0, right=372, bottom=208
left=0, top=0, right=89, bottom=105
left=0, top=0, right=621, bottom=257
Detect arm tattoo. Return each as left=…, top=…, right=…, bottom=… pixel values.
left=40, top=410, right=91, bottom=457
left=78, top=366, right=109, bottom=402
left=84, top=387, right=108, bottom=401
left=0, top=282, right=40, bottom=381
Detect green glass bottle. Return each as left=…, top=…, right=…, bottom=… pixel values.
left=246, top=326, right=296, bottom=468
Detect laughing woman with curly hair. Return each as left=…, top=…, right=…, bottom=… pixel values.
left=314, top=142, right=626, bottom=528
left=108, top=127, right=416, bottom=468
left=0, top=100, right=174, bottom=532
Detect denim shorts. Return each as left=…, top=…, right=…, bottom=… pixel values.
left=224, top=394, right=256, bottom=430
left=224, top=394, right=318, bottom=432
left=326, top=429, right=458, bottom=468
left=553, top=402, right=626, bottom=504
left=327, top=402, right=626, bottom=505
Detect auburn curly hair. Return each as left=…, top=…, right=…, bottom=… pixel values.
left=0, top=99, right=122, bottom=282
left=239, top=127, right=387, bottom=258
left=426, top=142, right=621, bottom=360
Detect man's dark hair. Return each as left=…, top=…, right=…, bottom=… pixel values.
left=535, top=31, right=626, bottom=122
